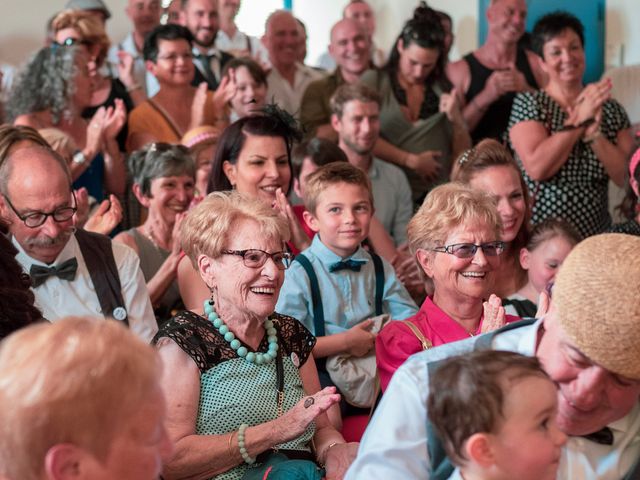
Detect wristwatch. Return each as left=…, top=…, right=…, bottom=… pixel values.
left=72, top=150, right=87, bottom=165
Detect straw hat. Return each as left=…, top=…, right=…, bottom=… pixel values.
left=181, top=126, right=220, bottom=150
left=553, top=233, right=640, bottom=379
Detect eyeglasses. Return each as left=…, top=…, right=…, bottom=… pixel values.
left=2, top=191, right=77, bottom=228
left=222, top=249, right=294, bottom=270
left=156, top=53, right=194, bottom=63
left=430, top=241, right=505, bottom=259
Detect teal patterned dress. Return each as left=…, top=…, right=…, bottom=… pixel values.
left=154, top=311, right=317, bottom=480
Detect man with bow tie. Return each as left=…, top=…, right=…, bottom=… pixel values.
left=0, top=126, right=157, bottom=342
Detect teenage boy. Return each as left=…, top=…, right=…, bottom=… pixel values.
left=428, top=350, right=566, bottom=480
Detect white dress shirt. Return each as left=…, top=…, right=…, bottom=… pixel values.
left=266, top=63, right=324, bottom=117
left=107, top=32, right=160, bottom=98
left=215, top=29, right=269, bottom=65
left=346, top=319, right=640, bottom=480
left=13, top=234, right=157, bottom=343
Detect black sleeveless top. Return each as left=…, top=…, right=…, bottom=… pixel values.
left=463, top=48, right=538, bottom=144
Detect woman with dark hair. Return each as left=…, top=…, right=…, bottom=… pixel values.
left=8, top=45, right=126, bottom=202
left=509, top=11, right=634, bottom=238
left=178, top=106, right=309, bottom=310
left=0, top=222, right=44, bottom=340
left=451, top=139, right=531, bottom=297
left=114, top=143, right=196, bottom=324
left=127, top=24, right=233, bottom=151
left=221, top=57, right=268, bottom=122
left=361, top=2, right=470, bottom=204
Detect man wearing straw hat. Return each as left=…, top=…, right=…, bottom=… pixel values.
left=347, top=233, right=640, bottom=479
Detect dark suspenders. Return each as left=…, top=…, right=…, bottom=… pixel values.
left=75, top=229, right=129, bottom=325
left=294, top=251, right=385, bottom=338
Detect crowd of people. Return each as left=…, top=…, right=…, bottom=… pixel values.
left=0, top=0, right=639, bottom=479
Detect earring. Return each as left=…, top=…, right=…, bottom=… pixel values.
left=209, top=288, right=215, bottom=307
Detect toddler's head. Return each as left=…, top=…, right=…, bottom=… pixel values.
left=428, top=350, right=566, bottom=480
left=520, top=218, right=581, bottom=296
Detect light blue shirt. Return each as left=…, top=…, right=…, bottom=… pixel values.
left=346, top=319, right=640, bottom=480
left=275, top=235, right=418, bottom=335
left=369, top=157, right=413, bottom=246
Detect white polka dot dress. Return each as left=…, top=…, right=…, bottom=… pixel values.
left=508, top=91, right=630, bottom=238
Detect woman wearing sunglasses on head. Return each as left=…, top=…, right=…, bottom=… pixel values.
left=376, top=183, right=520, bottom=392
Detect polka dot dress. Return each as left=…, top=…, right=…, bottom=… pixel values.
left=155, top=311, right=317, bottom=480
left=508, top=91, right=630, bottom=238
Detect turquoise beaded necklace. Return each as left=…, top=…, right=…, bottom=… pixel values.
left=203, top=300, right=279, bottom=364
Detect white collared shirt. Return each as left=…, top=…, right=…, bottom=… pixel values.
left=106, top=32, right=160, bottom=98
left=13, top=233, right=157, bottom=343
left=215, top=29, right=269, bottom=65
left=346, top=319, right=640, bottom=479
left=192, top=46, right=224, bottom=85
left=266, top=63, right=325, bottom=117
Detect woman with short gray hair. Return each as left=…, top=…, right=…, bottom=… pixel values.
left=114, top=143, right=196, bottom=324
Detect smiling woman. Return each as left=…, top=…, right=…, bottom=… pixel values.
left=376, top=183, right=520, bottom=391
left=154, top=191, right=356, bottom=480
left=114, top=143, right=196, bottom=324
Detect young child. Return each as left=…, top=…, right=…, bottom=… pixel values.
left=503, top=218, right=580, bottom=317
left=428, top=350, right=567, bottom=480
left=609, top=146, right=640, bottom=236
left=275, top=162, right=418, bottom=417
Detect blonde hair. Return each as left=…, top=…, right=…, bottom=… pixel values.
left=407, top=183, right=502, bottom=255
left=0, top=317, right=161, bottom=480
left=303, top=161, right=374, bottom=215
left=52, top=10, right=111, bottom=67
left=181, top=190, right=290, bottom=268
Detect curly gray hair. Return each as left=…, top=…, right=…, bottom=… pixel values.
left=6, top=45, right=80, bottom=125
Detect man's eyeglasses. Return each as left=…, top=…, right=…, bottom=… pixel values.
left=222, top=249, right=294, bottom=270
left=156, top=53, right=194, bottom=63
left=430, top=241, right=505, bottom=259
left=2, top=191, right=77, bottom=228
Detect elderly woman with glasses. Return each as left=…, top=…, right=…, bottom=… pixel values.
left=155, top=191, right=356, bottom=480
left=376, top=183, right=520, bottom=392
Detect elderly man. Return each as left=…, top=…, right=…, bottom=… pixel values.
left=0, top=126, right=157, bottom=342
left=180, top=0, right=233, bottom=91
left=346, top=233, right=640, bottom=479
left=317, top=0, right=385, bottom=71
left=447, top=0, right=545, bottom=143
left=263, top=10, right=324, bottom=117
left=0, top=317, right=172, bottom=480
left=330, top=83, right=412, bottom=247
left=107, top=0, right=162, bottom=98
left=300, top=18, right=370, bottom=140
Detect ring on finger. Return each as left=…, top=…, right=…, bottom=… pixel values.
left=304, top=397, right=315, bottom=409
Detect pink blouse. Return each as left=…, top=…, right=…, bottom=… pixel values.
left=376, top=297, right=520, bottom=391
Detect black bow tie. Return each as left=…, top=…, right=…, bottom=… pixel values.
left=581, top=426, right=614, bottom=445
left=29, top=258, right=78, bottom=287
left=329, top=259, right=366, bottom=273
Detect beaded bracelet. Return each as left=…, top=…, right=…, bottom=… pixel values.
left=237, top=424, right=256, bottom=465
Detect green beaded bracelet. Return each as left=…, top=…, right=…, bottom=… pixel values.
left=237, top=424, right=256, bottom=465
